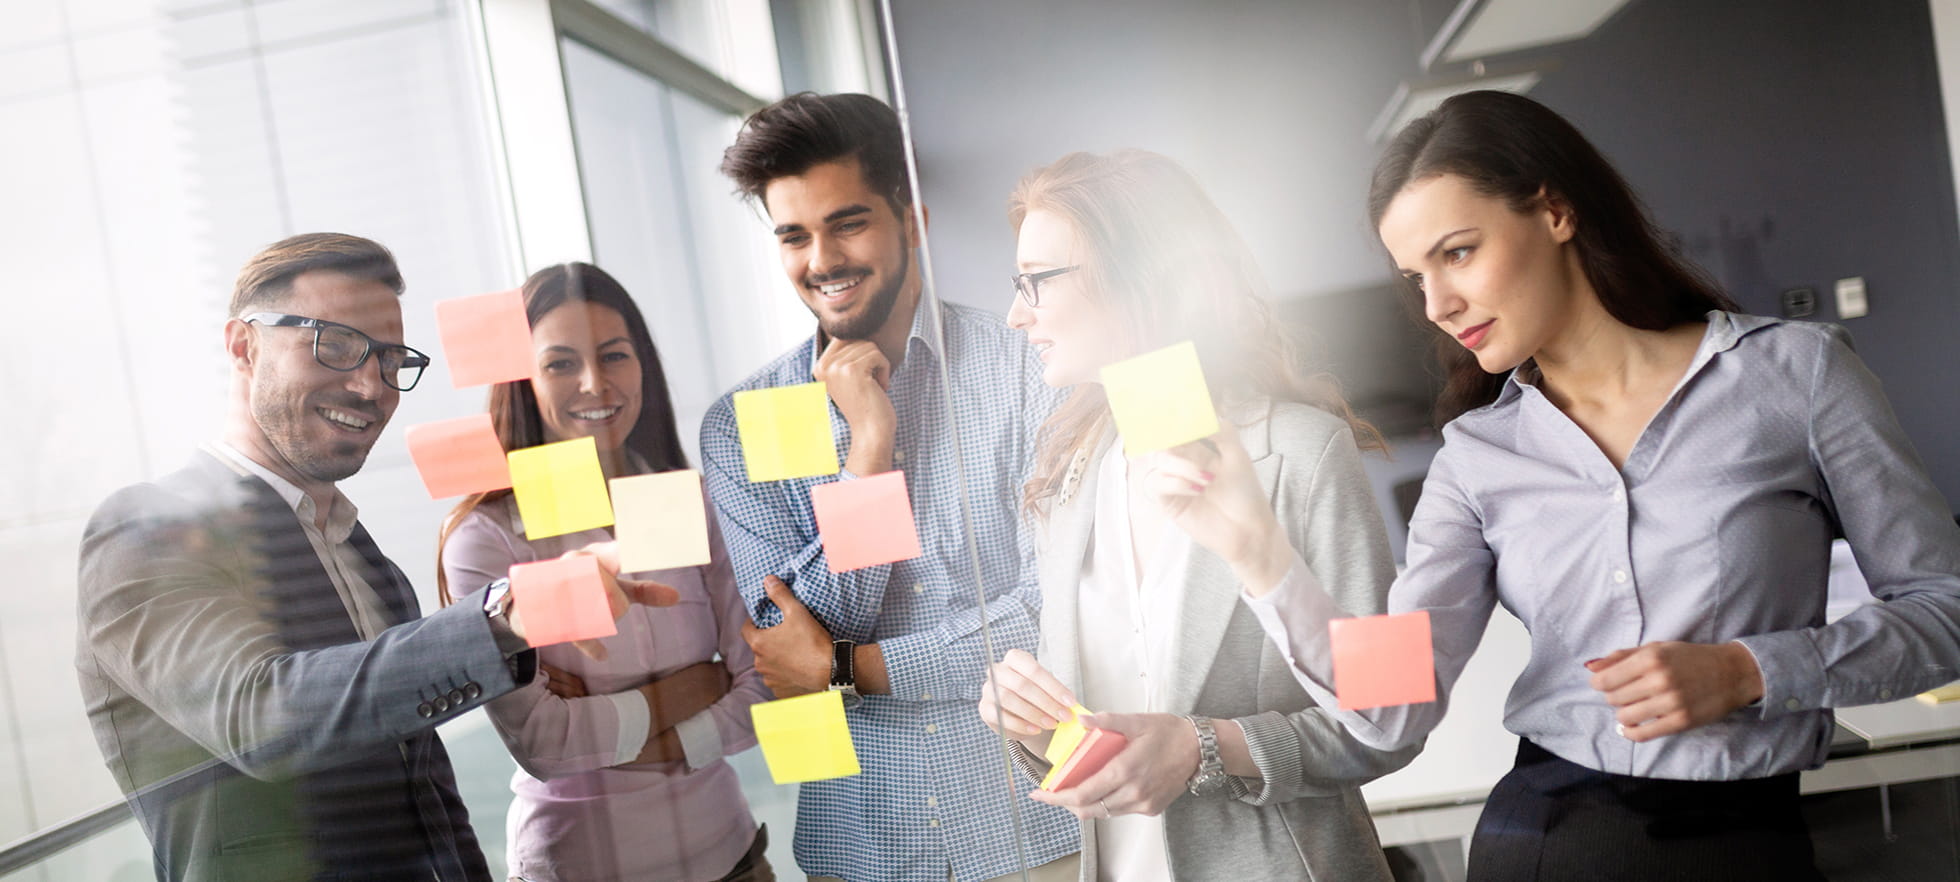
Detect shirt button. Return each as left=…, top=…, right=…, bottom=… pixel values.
left=1880, top=688, right=1894, bottom=700
left=929, top=818, right=940, bottom=827
left=922, top=693, right=933, bottom=701
left=1612, top=570, right=1628, bottom=584
left=1611, top=486, right=1624, bottom=501
left=925, top=723, right=938, bottom=734
left=927, top=796, right=939, bottom=807
left=894, top=450, right=907, bottom=464
left=1785, top=698, right=1801, bottom=711
left=914, top=584, right=926, bottom=594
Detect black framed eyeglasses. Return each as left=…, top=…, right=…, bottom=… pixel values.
left=1011, top=265, right=1080, bottom=308
left=243, top=312, right=431, bottom=392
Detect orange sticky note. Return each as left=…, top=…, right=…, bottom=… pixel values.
left=732, top=382, right=839, bottom=482
left=1329, top=610, right=1437, bottom=711
left=810, top=471, right=923, bottom=573
left=507, top=555, right=616, bottom=646
left=435, top=289, right=533, bottom=388
left=610, top=470, right=711, bottom=573
left=507, top=436, right=616, bottom=539
left=404, top=413, right=511, bottom=499
left=1100, top=340, right=1220, bottom=456
left=750, top=691, right=861, bottom=784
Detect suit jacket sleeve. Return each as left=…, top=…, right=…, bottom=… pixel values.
left=1234, top=418, right=1421, bottom=805
left=78, top=480, right=529, bottom=783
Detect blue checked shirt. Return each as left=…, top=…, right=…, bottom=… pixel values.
left=700, top=299, right=1078, bottom=882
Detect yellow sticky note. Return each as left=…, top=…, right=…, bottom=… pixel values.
left=1042, top=704, right=1094, bottom=766
left=1040, top=704, right=1095, bottom=790
left=610, top=469, right=711, bottom=573
left=1101, top=340, right=1219, bottom=456
left=750, top=691, right=861, bottom=784
left=733, top=382, right=840, bottom=482
left=507, top=436, right=616, bottom=539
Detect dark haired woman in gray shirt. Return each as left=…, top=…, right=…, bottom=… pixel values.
left=1152, top=90, right=1960, bottom=881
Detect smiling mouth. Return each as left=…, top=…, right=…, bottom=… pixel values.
left=318, top=406, right=374, bottom=432
left=571, top=406, right=622, bottom=422
left=811, top=274, right=865, bottom=301
left=1457, top=321, right=1494, bottom=348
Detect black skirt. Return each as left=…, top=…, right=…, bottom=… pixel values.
left=1466, top=739, right=1825, bottom=882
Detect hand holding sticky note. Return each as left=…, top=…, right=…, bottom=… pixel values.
left=1041, top=705, right=1128, bottom=791
left=1100, top=340, right=1220, bottom=456
left=1329, top=610, right=1437, bottom=711
left=732, top=382, right=839, bottom=482
left=508, top=437, right=615, bottom=539
left=507, top=554, right=617, bottom=646
left=405, top=413, right=511, bottom=499
left=751, top=691, right=861, bottom=784
left=610, top=469, right=712, bottom=573
left=435, top=289, right=535, bottom=388
left=811, top=471, right=923, bottom=573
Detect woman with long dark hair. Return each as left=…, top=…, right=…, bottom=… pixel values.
left=1190, top=90, right=1960, bottom=879
left=438, top=263, right=773, bottom=881
left=974, top=149, right=1415, bottom=881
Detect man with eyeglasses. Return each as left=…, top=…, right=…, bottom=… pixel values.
left=76, top=233, right=671, bottom=881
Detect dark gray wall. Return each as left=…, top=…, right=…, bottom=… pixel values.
left=888, top=0, right=1417, bottom=309
left=1523, top=0, right=1960, bottom=505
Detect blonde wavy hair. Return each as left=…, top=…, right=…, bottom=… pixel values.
left=1009, top=149, right=1383, bottom=517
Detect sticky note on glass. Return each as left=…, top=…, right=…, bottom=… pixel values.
left=507, top=436, right=615, bottom=539
left=404, top=413, right=511, bottom=499
left=750, top=691, right=861, bottom=784
left=507, top=555, right=616, bottom=645
left=1329, top=610, right=1437, bottom=711
left=732, top=382, right=839, bottom=482
left=610, top=470, right=711, bottom=573
left=435, top=289, right=533, bottom=388
left=810, top=471, right=923, bottom=573
left=1100, top=340, right=1219, bottom=456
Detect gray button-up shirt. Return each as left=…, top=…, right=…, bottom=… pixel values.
left=1250, top=311, right=1960, bottom=780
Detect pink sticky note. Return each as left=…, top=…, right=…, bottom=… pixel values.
left=1329, top=610, right=1437, bottom=711
left=435, top=289, right=533, bottom=388
left=507, top=555, right=616, bottom=646
left=404, top=413, right=511, bottom=499
left=809, top=471, right=923, bottom=573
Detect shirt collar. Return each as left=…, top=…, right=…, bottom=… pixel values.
left=205, top=440, right=360, bottom=543
left=1493, top=309, right=1756, bottom=408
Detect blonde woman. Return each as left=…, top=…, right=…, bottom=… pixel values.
left=976, top=150, right=1416, bottom=881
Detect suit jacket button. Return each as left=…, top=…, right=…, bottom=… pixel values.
left=447, top=689, right=466, bottom=705
left=417, top=702, right=435, bottom=718
left=463, top=682, right=482, bottom=699
left=433, top=696, right=451, bottom=713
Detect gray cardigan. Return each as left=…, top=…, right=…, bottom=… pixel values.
left=1024, top=401, right=1417, bottom=882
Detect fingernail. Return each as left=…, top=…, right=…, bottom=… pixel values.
left=1583, top=657, right=1603, bottom=667
left=1199, top=471, right=1215, bottom=482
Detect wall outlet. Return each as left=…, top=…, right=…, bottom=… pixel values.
left=1781, top=287, right=1816, bottom=318
left=1835, top=276, right=1869, bottom=319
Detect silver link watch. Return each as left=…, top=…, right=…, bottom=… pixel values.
left=1183, top=715, right=1250, bottom=799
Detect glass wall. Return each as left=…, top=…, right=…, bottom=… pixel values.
left=6, top=1, right=1960, bottom=880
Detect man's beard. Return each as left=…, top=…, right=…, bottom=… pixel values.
left=817, top=240, right=910, bottom=341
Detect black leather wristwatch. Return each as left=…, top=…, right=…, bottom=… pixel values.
left=829, top=639, right=862, bottom=710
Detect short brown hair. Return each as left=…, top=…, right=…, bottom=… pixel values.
left=719, top=92, right=912, bottom=212
left=228, top=233, right=405, bottom=317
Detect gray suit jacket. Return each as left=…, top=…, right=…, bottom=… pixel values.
left=1030, top=402, right=1417, bottom=882
left=75, top=451, right=534, bottom=881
